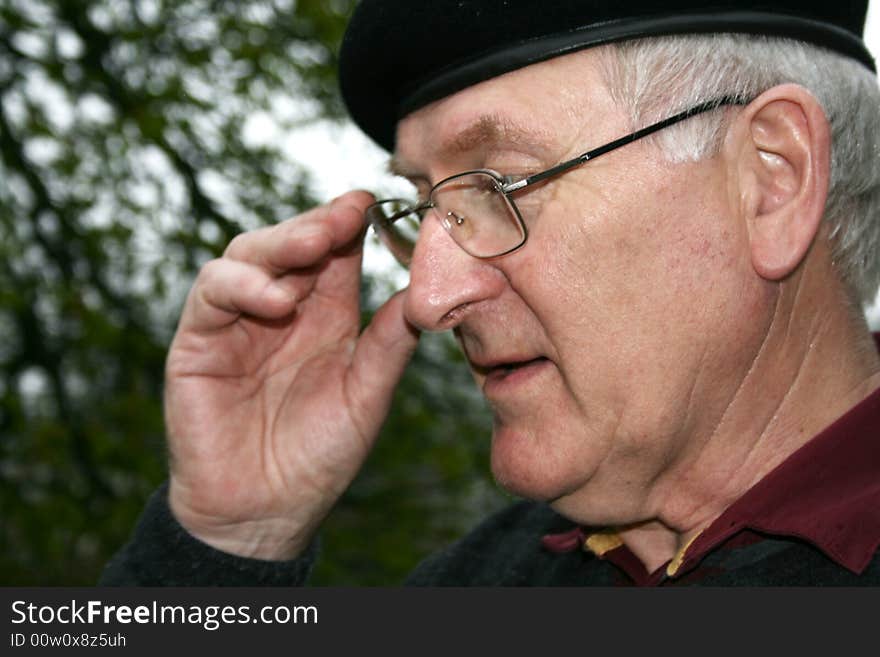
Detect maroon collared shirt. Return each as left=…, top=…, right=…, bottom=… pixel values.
left=543, top=340, right=880, bottom=586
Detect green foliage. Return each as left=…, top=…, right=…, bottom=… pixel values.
left=0, top=0, right=505, bottom=585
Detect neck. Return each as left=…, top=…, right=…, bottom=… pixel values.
left=621, top=259, right=880, bottom=574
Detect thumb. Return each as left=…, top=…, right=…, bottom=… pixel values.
left=345, top=289, right=420, bottom=432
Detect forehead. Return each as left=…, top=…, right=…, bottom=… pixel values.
left=393, top=49, right=615, bottom=172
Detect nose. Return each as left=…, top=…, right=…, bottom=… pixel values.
left=403, top=210, right=506, bottom=332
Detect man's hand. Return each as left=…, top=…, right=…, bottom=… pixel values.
left=164, top=191, right=419, bottom=560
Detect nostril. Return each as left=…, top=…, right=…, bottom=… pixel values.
left=439, top=302, right=475, bottom=329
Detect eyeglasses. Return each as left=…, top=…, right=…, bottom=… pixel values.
left=365, top=96, right=745, bottom=268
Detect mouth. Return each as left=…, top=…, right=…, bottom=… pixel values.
left=493, top=357, right=547, bottom=373
left=477, top=356, right=551, bottom=392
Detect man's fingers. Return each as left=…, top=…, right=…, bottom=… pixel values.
left=183, top=258, right=307, bottom=332
left=224, top=191, right=374, bottom=273
left=178, top=191, right=375, bottom=333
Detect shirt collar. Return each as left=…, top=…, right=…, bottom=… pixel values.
left=671, top=378, right=880, bottom=578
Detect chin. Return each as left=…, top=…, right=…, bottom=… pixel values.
left=488, top=423, right=589, bottom=502
left=487, top=420, right=646, bottom=528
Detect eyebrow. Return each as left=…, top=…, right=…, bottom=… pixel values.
left=389, top=114, right=550, bottom=181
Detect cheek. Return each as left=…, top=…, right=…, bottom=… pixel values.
left=513, top=193, right=604, bottom=309
left=505, top=168, right=758, bottom=429
left=512, top=190, right=650, bottom=351
left=535, top=172, right=747, bottom=333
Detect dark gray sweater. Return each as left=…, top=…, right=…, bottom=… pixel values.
left=100, top=483, right=880, bottom=586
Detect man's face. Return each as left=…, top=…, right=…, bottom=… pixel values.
left=394, top=51, right=775, bottom=526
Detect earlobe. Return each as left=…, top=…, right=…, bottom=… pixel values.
left=736, top=85, right=831, bottom=281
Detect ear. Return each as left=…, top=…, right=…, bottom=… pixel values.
left=731, top=84, right=831, bottom=281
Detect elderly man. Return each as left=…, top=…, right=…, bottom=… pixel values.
left=103, top=0, right=880, bottom=585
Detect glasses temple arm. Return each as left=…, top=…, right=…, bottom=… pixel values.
left=502, top=95, right=747, bottom=193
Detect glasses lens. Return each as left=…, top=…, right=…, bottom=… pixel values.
left=431, top=172, right=525, bottom=258
left=365, top=199, right=422, bottom=267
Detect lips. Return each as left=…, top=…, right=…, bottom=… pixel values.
left=470, top=355, right=544, bottom=374
left=495, top=357, right=547, bottom=375
left=477, top=356, right=551, bottom=392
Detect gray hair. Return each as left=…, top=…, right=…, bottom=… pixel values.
left=597, top=34, right=880, bottom=304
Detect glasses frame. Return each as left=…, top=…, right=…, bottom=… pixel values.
left=367, top=95, right=747, bottom=265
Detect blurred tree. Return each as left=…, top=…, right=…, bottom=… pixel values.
left=0, top=0, right=505, bottom=585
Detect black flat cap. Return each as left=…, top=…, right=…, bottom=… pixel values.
left=339, top=0, right=874, bottom=151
